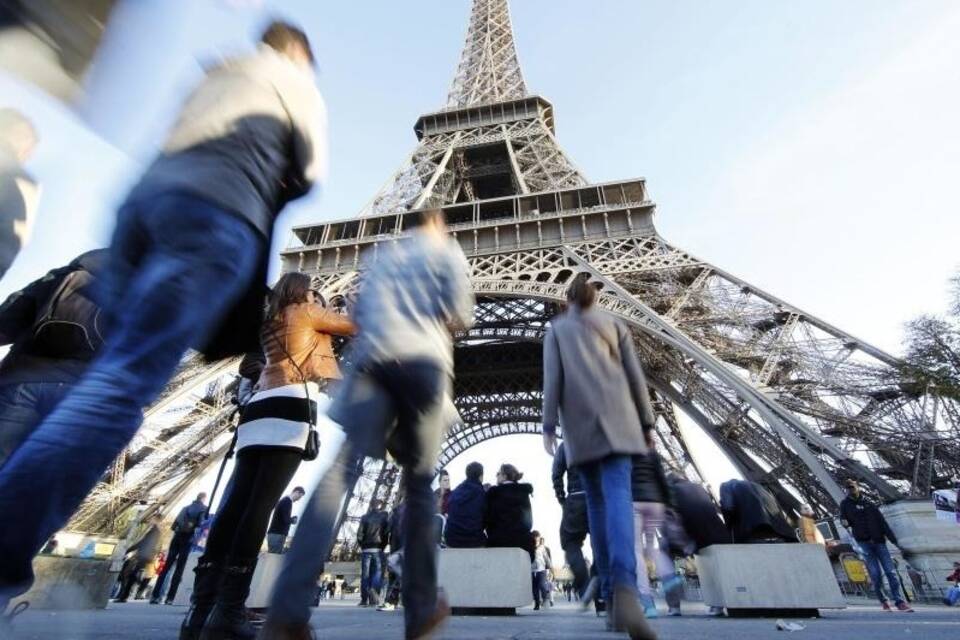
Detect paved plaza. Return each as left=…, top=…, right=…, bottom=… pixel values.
left=7, top=598, right=959, bottom=640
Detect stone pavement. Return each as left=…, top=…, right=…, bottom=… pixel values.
left=6, top=598, right=959, bottom=640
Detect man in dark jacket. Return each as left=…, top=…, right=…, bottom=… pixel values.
left=445, top=462, right=487, bottom=548
left=267, top=487, right=305, bottom=553
left=357, top=501, right=389, bottom=607
left=0, top=21, right=327, bottom=612
left=667, top=477, right=730, bottom=552
left=115, top=515, right=163, bottom=603
left=719, top=479, right=797, bottom=544
left=552, top=446, right=590, bottom=599
left=0, top=249, right=108, bottom=468
left=840, top=479, right=913, bottom=612
left=150, top=493, right=207, bottom=604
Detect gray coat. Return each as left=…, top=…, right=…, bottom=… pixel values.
left=542, top=307, right=655, bottom=467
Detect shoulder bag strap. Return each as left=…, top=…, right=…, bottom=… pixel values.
left=267, top=323, right=316, bottom=428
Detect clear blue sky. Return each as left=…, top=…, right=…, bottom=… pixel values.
left=3, top=0, right=959, bottom=553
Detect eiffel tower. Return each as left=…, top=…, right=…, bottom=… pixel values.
left=72, top=0, right=959, bottom=557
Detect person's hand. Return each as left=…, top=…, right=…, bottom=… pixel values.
left=543, top=430, right=558, bottom=456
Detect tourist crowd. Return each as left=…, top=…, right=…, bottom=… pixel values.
left=0, top=13, right=937, bottom=640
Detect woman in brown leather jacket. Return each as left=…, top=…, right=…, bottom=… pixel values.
left=181, top=272, right=355, bottom=640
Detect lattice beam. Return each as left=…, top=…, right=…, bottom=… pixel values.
left=447, top=0, right=527, bottom=108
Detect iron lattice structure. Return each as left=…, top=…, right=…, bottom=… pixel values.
left=73, top=0, right=959, bottom=550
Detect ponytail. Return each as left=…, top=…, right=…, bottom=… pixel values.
left=566, top=272, right=597, bottom=309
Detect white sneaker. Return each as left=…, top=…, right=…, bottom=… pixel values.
left=376, top=603, right=395, bottom=611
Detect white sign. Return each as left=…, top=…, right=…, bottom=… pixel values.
left=933, top=488, right=959, bottom=524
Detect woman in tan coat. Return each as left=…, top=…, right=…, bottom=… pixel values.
left=181, top=272, right=354, bottom=640
left=542, top=273, right=657, bottom=640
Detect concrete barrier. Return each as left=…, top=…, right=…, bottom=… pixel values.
left=173, top=552, right=322, bottom=608
left=696, top=544, right=845, bottom=614
left=883, top=499, right=960, bottom=580
left=12, top=557, right=116, bottom=610
left=171, top=552, right=201, bottom=606
left=247, top=553, right=285, bottom=609
left=438, top=548, right=531, bottom=613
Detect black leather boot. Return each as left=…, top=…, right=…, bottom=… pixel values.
left=180, top=561, right=222, bottom=640
left=199, top=563, right=257, bottom=640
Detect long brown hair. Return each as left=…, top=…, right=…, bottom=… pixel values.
left=498, top=463, right=523, bottom=483
left=566, top=272, right=597, bottom=309
left=266, top=272, right=312, bottom=323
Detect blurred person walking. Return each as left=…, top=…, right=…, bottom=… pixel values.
left=259, top=208, right=474, bottom=640
left=0, top=18, right=328, bottom=618
left=267, top=488, right=306, bottom=554
left=151, top=493, right=208, bottom=605
left=135, top=553, right=162, bottom=600
left=182, top=273, right=354, bottom=640
left=115, top=515, right=164, bottom=603
left=631, top=449, right=682, bottom=618
left=542, top=272, right=657, bottom=640
left=0, top=108, right=39, bottom=281
left=0, top=249, right=108, bottom=468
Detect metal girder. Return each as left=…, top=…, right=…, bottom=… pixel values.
left=294, top=0, right=956, bottom=528
left=69, top=373, right=240, bottom=533
left=447, top=0, right=527, bottom=108
left=73, top=0, right=959, bottom=546
left=354, top=116, right=585, bottom=219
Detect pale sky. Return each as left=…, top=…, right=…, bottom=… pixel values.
left=3, top=0, right=959, bottom=557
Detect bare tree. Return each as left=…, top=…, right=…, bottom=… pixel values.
left=901, top=270, right=960, bottom=402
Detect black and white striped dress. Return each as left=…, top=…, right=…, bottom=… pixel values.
left=236, top=382, right=324, bottom=452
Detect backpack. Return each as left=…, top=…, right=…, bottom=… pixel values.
left=946, top=585, right=960, bottom=607
left=29, top=267, right=104, bottom=360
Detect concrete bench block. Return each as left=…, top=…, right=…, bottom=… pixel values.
left=172, top=552, right=285, bottom=608
left=247, top=553, right=285, bottom=609
left=696, top=543, right=845, bottom=611
left=172, top=553, right=201, bottom=606
left=13, top=557, right=115, bottom=610
left=438, top=548, right=531, bottom=611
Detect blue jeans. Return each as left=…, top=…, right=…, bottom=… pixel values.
left=0, top=193, right=260, bottom=605
left=578, top=455, right=638, bottom=603
left=269, top=359, right=447, bottom=634
left=360, top=551, right=385, bottom=602
left=532, top=570, right=548, bottom=606
left=860, top=542, right=904, bottom=605
left=0, top=382, right=71, bottom=469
